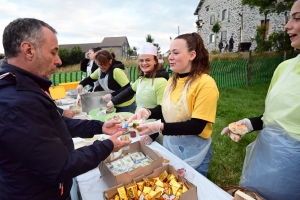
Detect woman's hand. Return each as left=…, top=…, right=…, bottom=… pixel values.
left=76, top=84, right=83, bottom=94
left=127, top=108, right=151, bottom=123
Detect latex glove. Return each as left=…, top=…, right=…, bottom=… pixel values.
left=102, top=94, right=112, bottom=102
left=108, top=131, right=131, bottom=152
left=137, top=119, right=162, bottom=136
left=127, top=108, right=151, bottom=123
left=221, top=118, right=253, bottom=142
left=102, top=120, right=127, bottom=135
left=76, top=84, right=83, bottom=94
left=107, top=101, right=114, bottom=110
left=140, top=135, right=153, bottom=145
left=63, top=109, right=76, bottom=118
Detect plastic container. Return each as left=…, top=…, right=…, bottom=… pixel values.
left=59, top=81, right=80, bottom=91
left=49, top=86, right=66, bottom=100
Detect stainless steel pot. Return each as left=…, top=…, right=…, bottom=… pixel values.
left=80, top=91, right=110, bottom=113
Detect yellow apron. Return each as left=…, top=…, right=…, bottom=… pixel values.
left=162, top=82, right=211, bottom=168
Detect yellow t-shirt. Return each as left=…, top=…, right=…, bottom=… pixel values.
left=167, top=74, right=219, bottom=138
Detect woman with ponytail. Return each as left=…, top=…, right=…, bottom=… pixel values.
left=127, top=32, right=219, bottom=177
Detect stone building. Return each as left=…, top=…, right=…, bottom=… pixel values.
left=59, top=36, right=130, bottom=59
left=194, top=0, right=288, bottom=52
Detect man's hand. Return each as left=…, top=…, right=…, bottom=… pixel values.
left=62, top=109, right=76, bottom=118
left=109, top=132, right=131, bottom=152
left=102, top=120, right=127, bottom=135
left=127, top=108, right=151, bottom=123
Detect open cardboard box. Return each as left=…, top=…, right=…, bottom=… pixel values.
left=99, top=141, right=163, bottom=188
left=103, top=164, right=198, bottom=200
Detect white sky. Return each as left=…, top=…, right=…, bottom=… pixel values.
left=0, top=0, right=200, bottom=54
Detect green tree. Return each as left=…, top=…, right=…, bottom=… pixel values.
left=268, top=31, right=292, bottom=52
left=153, top=43, right=161, bottom=54
left=58, top=48, right=70, bottom=66
left=145, top=34, right=154, bottom=43
left=69, top=46, right=84, bottom=65
left=212, top=21, right=221, bottom=50
left=127, top=48, right=133, bottom=56
left=253, top=25, right=272, bottom=53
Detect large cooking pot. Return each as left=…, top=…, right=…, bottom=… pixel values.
left=80, top=91, right=110, bottom=113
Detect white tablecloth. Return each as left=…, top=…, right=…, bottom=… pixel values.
left=74, top=134, right=233, bottom=200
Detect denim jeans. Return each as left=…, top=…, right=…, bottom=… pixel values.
left=194, top=144, right=213, bottom=177
left=115, top=101, right=136, bottom=113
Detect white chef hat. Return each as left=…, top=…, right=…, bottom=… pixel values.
left=139, top=42, right=157, bottom=56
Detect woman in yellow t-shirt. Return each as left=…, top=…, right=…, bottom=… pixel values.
left=128, top=33, right=219, bottom=177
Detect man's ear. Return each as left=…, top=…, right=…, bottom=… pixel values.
left=189, top=50, right=196, bottom=61
left=20, top=41, right=35, bottom=61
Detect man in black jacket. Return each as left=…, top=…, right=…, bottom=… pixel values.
left=0, top=18, right=131, bottom=200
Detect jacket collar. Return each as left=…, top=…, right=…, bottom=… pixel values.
left=0, top=62, right=52, bottom=93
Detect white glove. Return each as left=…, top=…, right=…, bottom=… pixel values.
left=102, top=94, right=112, bottom=102
left=137, top=119, right=162, bottom=136
left=140, top=135, right=153, bottom=145
left=221, top=118, right=253, bottom=142
left=76, top=84, right=83, bottom=94
left=128, top=108, right=151, bottom=123
left=107, top=101, right=114, bottom=110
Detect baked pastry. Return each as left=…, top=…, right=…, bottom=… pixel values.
left=228, top=122, right=248, bottom=136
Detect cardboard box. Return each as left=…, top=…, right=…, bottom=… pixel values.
left=234, top=190, right=256, bottom=200
left=103, top=164, right=198, bottom=200
left=99, top=141, right=162, bottom=188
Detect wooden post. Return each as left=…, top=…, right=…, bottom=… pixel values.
left=247, top=50, right=252, bottom=86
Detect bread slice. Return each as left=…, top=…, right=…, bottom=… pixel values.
left=229, top=122, right=248, bottom=136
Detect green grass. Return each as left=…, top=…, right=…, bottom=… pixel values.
left=208, top=83, right=269, bottom=186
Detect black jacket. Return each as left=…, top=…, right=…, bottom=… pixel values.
left=80, top=58, right=98, bottom=91
left=0, top=63, right=113, bottom=200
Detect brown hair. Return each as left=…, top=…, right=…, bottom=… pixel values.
left=138, top=55, right=159, bottom=85
left=94, top=50, right=113, bottom=66
left=170, top=32, right=210, bottom=91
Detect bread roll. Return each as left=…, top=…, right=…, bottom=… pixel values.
left=229, top=122, right=248, bottom=136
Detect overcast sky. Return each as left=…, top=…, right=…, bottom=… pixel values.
left=0, top=0, right=200, bottom=55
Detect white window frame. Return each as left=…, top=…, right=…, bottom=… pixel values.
left=221, top=9, right=228, bottom=21
left=221, top=31, right=227, bottom=41
left=209, top=34, right=215, bottom=43
left=210, top=15, right=215, bottom=25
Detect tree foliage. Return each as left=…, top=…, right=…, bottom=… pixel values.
left=153, top=43, right=161, bottom=54
left=145, top=34, right=155, bottom=43
left=212, top=21, right=221, bottom=49
left=126, top=48, right=133, bottom=56
left=242, top=0, right=294, bottom=15
left=58, top=46, right=84, bottom=67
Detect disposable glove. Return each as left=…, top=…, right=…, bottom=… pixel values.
left=76, top=84, right=84, bottom=94
left=140, top=135, right=153, bottom=145
left=221, top=118, right=253, bottom=142
left=137, top=119, right=162, bottom=136
left=102, top=94, right=112, bottom=102
left=107, top=101, right=114, bottom=110
left=127, top=108, right=151, bottom=123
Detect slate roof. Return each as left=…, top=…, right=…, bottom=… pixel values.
left=99, top=36, right=129, bottom=47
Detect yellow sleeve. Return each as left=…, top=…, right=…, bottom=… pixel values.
left=113, top=68, right=130, bottom=86
left=90, top=68, right=100, bottom=80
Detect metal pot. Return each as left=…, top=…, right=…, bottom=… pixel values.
left=80, top=91, right=110, bottom=113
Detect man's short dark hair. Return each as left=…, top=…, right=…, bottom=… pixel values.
left=2, top=18, right=57, bottom=58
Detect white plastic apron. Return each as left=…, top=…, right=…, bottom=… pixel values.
left=162, top=82, right=211, bottom=168
left=97, top=72, right=114, bottom=93
left=240, top=55, right=300, bottom=200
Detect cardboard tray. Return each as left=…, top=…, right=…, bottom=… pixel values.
left=99, top=141, right=163, bottom=188
left=103, top=164, right=198, bottom=200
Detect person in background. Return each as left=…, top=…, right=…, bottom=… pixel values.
left=218, top=40, right=223, bottom=53
left=76, top=50, right=136, bottom=113
left=220, top=1, right=300, bottom=199
left=80, top=47, right=101, bottom=91
left=158, top=54, right=164, bottom=69
left=229, top=36, right=234, bottom=52
left=106, top=43, right=169, bottom=145
left=224, top=40, right=229, bottom=52
left=0, top=18, right=131, bottom=200
left=128, top=32, right=219, bottom=177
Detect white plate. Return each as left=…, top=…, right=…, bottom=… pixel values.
left=73, top=112, right=87, bottom=119
left=56, top=98, right=75, bottom=105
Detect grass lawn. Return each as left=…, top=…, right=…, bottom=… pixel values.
left=208, top=83, right=269, bottom=186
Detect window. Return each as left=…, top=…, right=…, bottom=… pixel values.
left=261, top=20, right=270, bottom=39
left=210, top=15, right=215, bottom=25
left=221, top=31, right=227, bottom=41
left=222, top=9, right=228, bottom=20
left=209, top=34, right=215, bottom=43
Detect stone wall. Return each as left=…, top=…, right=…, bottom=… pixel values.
left=195, top=0, right=287, bottom=52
